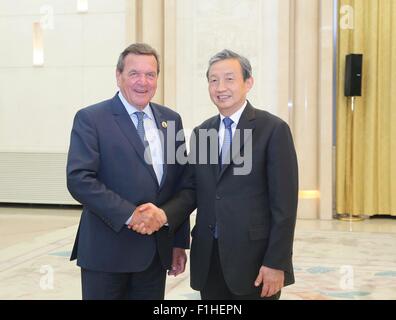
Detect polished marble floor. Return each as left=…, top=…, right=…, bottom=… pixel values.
left=0, top=206, right=395, bottom=300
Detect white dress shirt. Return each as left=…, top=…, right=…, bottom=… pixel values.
left=218, top=101, right=247, bottom=152
left=118, top=91, right=164, bottom=185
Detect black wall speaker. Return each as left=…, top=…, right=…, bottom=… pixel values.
left=344, top=54, right=363, bottom=97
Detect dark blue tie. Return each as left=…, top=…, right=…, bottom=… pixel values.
left=135, top=111, right=148, bottom=147
left=219, top=117, right=234, bottom=168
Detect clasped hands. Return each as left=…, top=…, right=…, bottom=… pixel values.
left=127, top=203, right=167, bottom=235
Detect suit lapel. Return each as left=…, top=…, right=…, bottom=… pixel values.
left=217, top=102, right=256, bottom=182
left=206, top=116, right=222, bottom=180
left=111, top=95, right=159, bottom=186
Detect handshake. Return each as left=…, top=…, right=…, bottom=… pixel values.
left=127, top=203, right=168, bottom=235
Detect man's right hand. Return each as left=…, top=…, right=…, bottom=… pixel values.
left=127, top=203, right=167, bottom=235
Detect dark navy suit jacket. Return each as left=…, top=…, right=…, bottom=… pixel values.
left=67, top=93, right=189, bottom=273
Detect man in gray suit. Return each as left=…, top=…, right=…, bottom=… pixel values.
left=67, top=43, right=189, bottom=300
left=132, top=49, right=298, bottom=300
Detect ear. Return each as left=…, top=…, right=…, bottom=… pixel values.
left=115, top=69, right=121, bottom=86
left=245, top=76, right=254, bottom=91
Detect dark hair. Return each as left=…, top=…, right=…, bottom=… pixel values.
left=116, top=43, right=160, bottom=74
left=206, top=49, right=252, bottom=81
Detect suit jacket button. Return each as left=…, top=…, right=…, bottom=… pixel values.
left=216, top=195, right=221, bottom=200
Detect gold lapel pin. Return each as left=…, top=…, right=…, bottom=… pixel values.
left=161, top=121, right=168, bottom=128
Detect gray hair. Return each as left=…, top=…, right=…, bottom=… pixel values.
left=116, top=43, right=160, bottom=74
left=206, top=49, right=252, bottom=81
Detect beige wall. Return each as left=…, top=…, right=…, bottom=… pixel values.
left=169, top=0, right=280, bottom=131
left=160, top=0, right=335, bottom=219
left=0, top=0, right=127, bottom=152
left=0, top=0, right=335, bottom=218
left=276, top=0, right=334, bottom=220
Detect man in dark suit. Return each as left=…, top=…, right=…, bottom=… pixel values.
left=66, top=43, right=189, bottom=300
left=133, top=49, right=298, bottom=300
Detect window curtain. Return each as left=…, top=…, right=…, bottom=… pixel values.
left=336, top=0, right=396, bottom=216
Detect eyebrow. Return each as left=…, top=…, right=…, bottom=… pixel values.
left=128, top=70, right=156, bottom=75
left=209, top=72, right=235, bottom=78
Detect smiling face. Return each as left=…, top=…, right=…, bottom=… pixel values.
left=116, top=53, right=158, bottom=110
left=207, top=58, right=253, bottom=116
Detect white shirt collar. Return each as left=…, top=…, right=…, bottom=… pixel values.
left=219, top=100, right=247, bottom=126
left=118, top=91, right=154, bottom=120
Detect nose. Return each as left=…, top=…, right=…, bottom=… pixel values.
left=136, top=73, right=148, bottom=84
left=216, top=79, right=227, bottom=92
